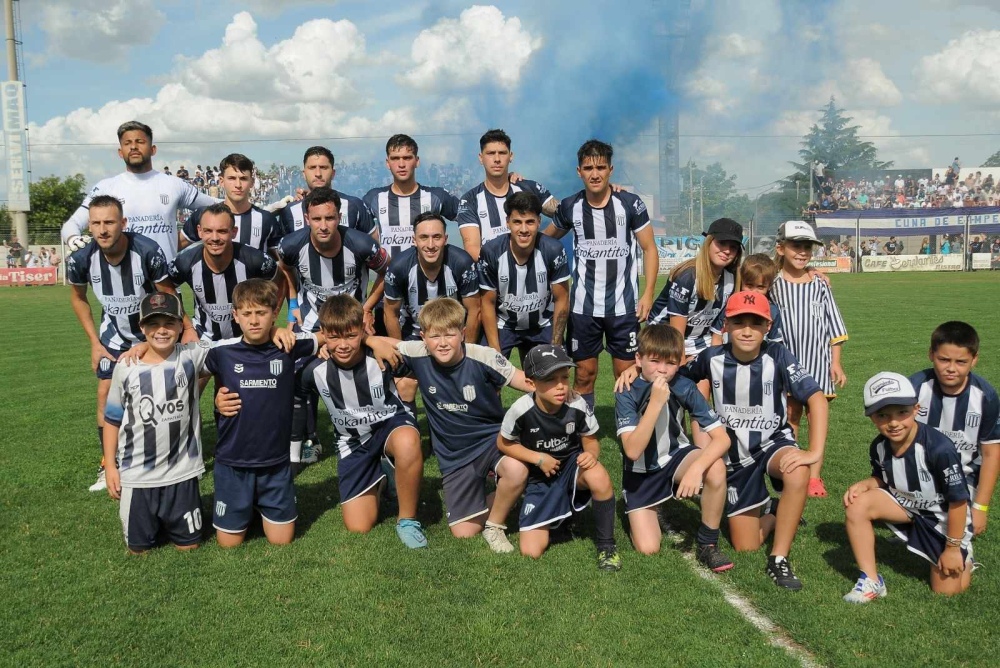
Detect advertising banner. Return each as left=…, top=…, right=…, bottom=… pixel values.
left=971, top=253, right=1000, bottom=270
left=655, top=235, right=702, bottom=273
left=0, top=267, right=59, bottom=285
left=810, top=257, right=853, bottom=273
left=861, top=254, right=963, bottom=272
left=1, top=81, right=30, bottom=212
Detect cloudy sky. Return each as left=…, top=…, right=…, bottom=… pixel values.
left=6, top=0, right=1000, bottom=214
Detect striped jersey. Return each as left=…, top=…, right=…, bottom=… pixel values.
left=206, top=334, right=318, bottom=467
left=615, top=375, right=723, bottom=474
left=277, top=227, right=389, bottom=332
left=711, top=300, right=784, bottom=345
left=396, top=342, right=515, bottom=473
left=299, top=349, right=406, bottom=459
left=909, top=369, right=1000, bottom=488
left=648, top=265, right=736, bottom=356
left=682, top=342, right=822, bottom=471
left=278, top=192, right=377, bottom=236
left=768, top=274, right=848, bottom=396
left=501, top=393, right=599, bottom=484
left=383, top=246, right=480, bottom=339
left=456, top=179, right=554, bottom=246
left=66, top=233, right=170, bottom=352
left=103, top=342, right=212, bottom=488
left=181, top=204, right=284, bottom=253
left=478, top=234, right=570, bottom=331
left=870, top=422, right=972, bottom=548
left=168, top=242, right=277, bottom=341
left=552, top=190, right=650, bottom=317
left=363, top=184, right=460, bottom=258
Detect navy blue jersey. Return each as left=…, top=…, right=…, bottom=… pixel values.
left=66, top=232, right=170, bottom=352
left=648, top=266, right=736, bottom=356
left=552, top=189, right=650, bottom=317
left=278, top=192, right=377, bottom=236
left=206, top=334, right=318, bottom=467
left=396, top=342, right=515, bottom=473
left=501, top=393, right=598, bottom=484
left=277, top=227, right=389, bottom=332
left=615, top=374, right=723, bottom=474
left=682, top=342, right=822, bottom=471
left=457, top=179, right=554, bottom=246
left=182, top=204, right=283, bottom=253
left=478, top=234, right=570, bottom=331
left=710, top=299, right=784, bottom=345
left=910, top=369, right=1000, bottom=486
left=168, top=242, right=277, bottom=341
left=363, top=184, right=460, bottom=258
left=383, top=246, right=479, bottom=338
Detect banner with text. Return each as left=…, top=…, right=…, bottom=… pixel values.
left=0, top=267, right=59, bottom=285
left=810, top=257, right=853, bottom=273
left=971, top=253, right=1000, bottom=270
left=655, top=235, right=702, bottom=273
left=1, top=81, right=30, bottom=212
left=816, top=207, right=1000, bottom=236
left=861, top=254, right=963, bottom=273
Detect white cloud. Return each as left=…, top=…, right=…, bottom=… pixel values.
left=32, top=0, right=166, bottom=64
left=401, top=5, right=542, bottom=91
left=685, top=73, right=736, bottom=115
left=715, top=33, right=763, bottom=59
left=843, top=58, right=902, bottom=107
left=916, top=30, right=1000, bottom=105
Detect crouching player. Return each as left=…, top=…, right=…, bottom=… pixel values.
left=615, top=325, right=733, bottom=571
left=842, top=372, right=973, bottom=602
left=498, top=345, right=621, bottom=570
left=682, top=291, right=828, bottom=590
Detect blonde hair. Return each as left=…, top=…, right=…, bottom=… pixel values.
left=418, top=297, right=466, bottom=334
left=740, top=253, right=777, bottom=288
left=669, top=234, right=742, bottom=300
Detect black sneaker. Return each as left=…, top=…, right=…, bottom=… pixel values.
left=597, top=547, right=622, bottom=572
left=696, top=543, right=734, bottom=573
left=766, top=556, right=803, bottom=590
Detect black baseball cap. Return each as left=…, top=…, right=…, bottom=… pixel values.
left=703, top=217, right=744, bottom=245
left=523, top=344, right=576, bottom=379
left=139, top=292, right=184, bottom=324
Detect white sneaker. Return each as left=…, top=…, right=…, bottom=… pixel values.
left=88, top=466, right=107, bottom=492
left=843, top=574, right=887, bottom=604
left=482, top=522, right=514, bottom=554
left=300, top=440, right=319, bottom=464
left=311, top=439, right=323, bottom=456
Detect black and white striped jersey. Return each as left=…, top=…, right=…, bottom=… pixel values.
left=456, top=179, right=554, bottom=246
left=478, top=234, right=570, bottom=331
left=648, top=266, right=736, bottom=356
left=363, top=184, right=460, bottom=258
left=182, top=204, right=284, bottom=253
left=278, top=192, right=377, bottom=236
left=383, top=246, right=479, bottom=338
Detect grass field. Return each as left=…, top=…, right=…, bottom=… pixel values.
left=2, top=272, right=999, bottom=667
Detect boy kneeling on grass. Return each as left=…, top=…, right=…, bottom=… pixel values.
left=497, top=344, right=621, bottom=571
left=842, top=372, right=973, bottom=603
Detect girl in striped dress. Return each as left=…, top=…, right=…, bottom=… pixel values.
left=770, top=221, right=848, bottom=498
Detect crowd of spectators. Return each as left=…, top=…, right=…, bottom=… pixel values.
left=813, top=233, right=1000, bottom=258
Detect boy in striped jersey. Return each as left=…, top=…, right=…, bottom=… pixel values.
left=843, top=372, right=973, bottom=602
left=615, top=325, right=733, bottom=571
left=910, top=322, right=1000, bottom=536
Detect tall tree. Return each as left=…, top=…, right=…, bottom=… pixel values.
left=789, top=97, right=892, bottom=183
left=679, top=161, right=754, bottom=233
left=28, top=174, right=87, bottom=244
left=984, top=149, right=1000, bottom=168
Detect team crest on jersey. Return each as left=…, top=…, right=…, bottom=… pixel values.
left=763, top=381, right=773, bottom=395
left=215, top=501, right=227, bottom=517
left=234, top=364, right=244, bottom=373
left=133, top=273, right=144, bottom=286
left=566, top=421, right=575, bottom=435
left=967, top=412, right=981, bottom=428
left=811, top=302, right=824, bottom=320
left=462, top=385, right=477, bottom=402
left=918, top=467, right=932, bottom=483
left=270, top=360, right=283, bottom=375
left=175, top=372, right=188, bottom=388
left=421, top=204, right=431, bottom=213
left=252, top=227, right=261, bottom=239
left=160, top=194, right=169, bottom=205
left=616, top=215, right=626, bottom=227
left=536, top=271, right=546, bottom=284
left=371, top=385, right=384, bottom=399
left=99, top=358, right=111, bottom=372
left=345, top=265, right=356, bottom=277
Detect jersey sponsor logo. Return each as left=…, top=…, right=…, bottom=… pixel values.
left=494, top=353, right=509, bottom=368
left=719, top=404, right=782, bottom=431
left=479, top=210, right=488, bottom=219
left=944, top=464, right=964, bottom=487
left=668, top=283, right=690, bottom=301
left=436, top=401, right=469, bottom=412
left=270, top=359, right=283, bottom=375
left=462, top=384, right=477, bottom=402
left=240, top=379, right=278, bottom=388
left=786, top=363, right=807, bottom=384
left=967, top=412, right=981, bottom=428
left=137, top=395, right=185, bottom=426
left=194, top=283, right=204, bottom=293
left=633, top=199, right=647, bottom=215
left=540, top=436, right=569, bottom=451
left=215, top=501, right=227, bottom=517
left=529, top=427, right=540, bottom=433
left=234, top=364, right=244, bottom=373
left=917, top=405, right=929, bottom=417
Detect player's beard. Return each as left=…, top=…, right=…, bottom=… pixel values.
left=124, top=154, right=152, bottom=173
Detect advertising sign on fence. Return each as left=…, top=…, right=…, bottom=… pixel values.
left=810, top=257, right=853, bottom=274
left=0, top=267, right=59, bottom=285
left=971, top=253, right=1000, bottom=270
left=861, top=254, right=963, bottom=273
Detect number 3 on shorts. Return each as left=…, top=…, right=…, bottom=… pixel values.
left=629, top=331, right=637, bottom=348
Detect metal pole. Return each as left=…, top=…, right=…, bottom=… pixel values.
left=4, top=0, right=28, bottom=249
left=809, top=162, right=814, bottom=205
left=699, top=175, right=704, bottom=229
left=688, top=162, right=694, bottom=233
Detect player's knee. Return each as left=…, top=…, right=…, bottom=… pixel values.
left=586, top=467, right=614, bottom=498
left=704, top=460, right=727, bottom=488
left=631, top=534, right=661, bottom=555
left=503, top=459, right=529, bottom=486
left=520, top=544, right=545, bottom=559
left=450, top=523, right=481, bottom=539
left=731, top=535, right=763, bottom=552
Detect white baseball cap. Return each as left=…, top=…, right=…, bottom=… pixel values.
left=863, top=372, right=917, bottom=416
left=777, top=220, right=820, bottom=244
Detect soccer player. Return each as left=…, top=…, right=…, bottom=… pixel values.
left=62, top=121, right=218, bottom=263
left=479, top=191, right=570, bottom=361
left=67, top=195, right=190, bottom=492
left=681, top=291, right=827, bottom=590
left=457, top=129, right=557, bottom=261
left=498, top=344, right=621, bottom=570
left=910, top=322, right=1000, bottom=536
left=843, top=372, right=973, bottom=602
left=180, top=154, right=284, bottom=254
left=277, top=146, right=377, bottom=236
left=544, top=139, right=659, bottom=409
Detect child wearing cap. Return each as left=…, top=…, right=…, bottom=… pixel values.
left=843, top=372, right=974, bottom=602
left=770, top=220, right=848, bottom=498
left=497, top=344, right=621, bottom=570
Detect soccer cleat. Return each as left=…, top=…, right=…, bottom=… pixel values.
left=696, top=543, right=734, bottom=573
left=88, top=466, right=107, bottom=492
left=300, top=440, right=319, bottom=464
left=597, top=547, right=623, bottom=572
left=395, top=518, right=428, bottom=549
left=766, top=556, right=803, bottom=590
left=808, top=478, right=828, bottom=498
left=310, top=439, right=323, bottom=456
left=482, top=522, right=515, bottom=554
left=843, top=573, right=887, bottom=604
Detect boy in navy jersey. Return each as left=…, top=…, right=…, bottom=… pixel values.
left=498, top=344, right=620, bottom=570
left=910, top=322, right=1000, bottom=535
left=843, top=372, right=973, bottom=602
left=615, top=325, right=733, bottom=571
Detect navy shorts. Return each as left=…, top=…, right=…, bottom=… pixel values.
left=881, top=489, right=973, bottom=566
left=119, top=477, right=203, bottom=551
left=520, top=458, right=591, bottom=531
left=622, top=446, right=701, bottom=513
left=213, top=461, right=297, bottom=533
left=96, top=345, right=123, bottom=380
left=498, top=326, right=552, bottom=362
left=441, top=446, right=506, bottom=526
left=724, top=445, right=797, bottom=517
left=568, top=312, right=640, bottom=361
left=337, top=413, right=417, bottom=503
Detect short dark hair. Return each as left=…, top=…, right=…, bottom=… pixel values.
left=89, top=195, right=124, bottom=216
left=303, top=186, right=341, bottom=215
left=219, top=153, right=254, bottom=175
left=303, top=146, right=335, bottom=168
left=504, top=191, right=542, bottom=218
left=116, top=121, right=152, bottom=142
left=199, top=202, right=235, bottom=227
left=930, top=321, right=979, bottom=356
left=319, top=294, right=364, bottom=335
left=479, top=129, right=511, bottom=151
left=386, top=134, right=418, bottom=156
left=412, top=211, right=446, bottom=233
left=577, top=139, right=613, bottom=166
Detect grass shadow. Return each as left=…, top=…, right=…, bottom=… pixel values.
left=815, top=521, right=929, bottom=582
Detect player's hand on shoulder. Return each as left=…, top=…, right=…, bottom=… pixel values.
left=366, top=336, right=402, bottom=371
left=105, top=466, right=122, bottom=500
left=614, top=364, right=640, bottom=393
left=181, top=328, right=199, bottom=345
left=508, top=172, right=523, bottom=184
left=215, top=386, right=242, bottom=417
left=117, top=343, right=148, bottom=367
left=271, top=327, right=296, bottom=352
left=67, top=234, right=92, bottom=252
left=317, top=345, right=332, bottom=361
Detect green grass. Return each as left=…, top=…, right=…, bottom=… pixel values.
left=1, top=273, right=999, bottom=667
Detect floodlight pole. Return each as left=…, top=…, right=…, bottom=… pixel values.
left=4, top=0, right=28, bottom=247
